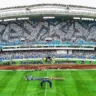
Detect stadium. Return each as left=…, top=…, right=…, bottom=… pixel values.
left=0, top=3, right=96, bottom=96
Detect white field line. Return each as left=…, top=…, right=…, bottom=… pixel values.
left=42, top=69, right=96, bottom=71
left=45, top=71, right=48, bottom=96
left=1, top=69, right=96, bottom=72
left=27, top=90, right=64, bottom=96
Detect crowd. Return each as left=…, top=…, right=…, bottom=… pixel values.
left=0, top=50, right=96, bottom=61
left=0, top=19, right=96, bottom=46
left=0, top=19, right=96, bottom=62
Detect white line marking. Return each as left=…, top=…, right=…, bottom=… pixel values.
left=27, top=90, right=64, bottom=96
left=46, top=90, right=64, bottom=96
left=1, top=69, right=96, bottom=71
left=45, top=71, right=48, bottom=96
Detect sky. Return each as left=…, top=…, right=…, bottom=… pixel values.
left=0, top=0, right=96, bottom=8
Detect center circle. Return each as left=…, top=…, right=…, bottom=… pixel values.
left=27, top=90, right=64, bottom=96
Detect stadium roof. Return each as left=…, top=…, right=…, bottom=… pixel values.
left=0, top=0, right=96, bottom=8
left=0, top=3, right=96, bottom=20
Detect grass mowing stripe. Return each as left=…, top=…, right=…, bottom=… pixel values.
left=54, top=71, right=67, bottom=96
left=23, top=71, right=38, bottom=96
left=25, top=71, right=41, bottom=96
left=65, top=71, right=79, bottom=96
left=61, top=71, right=69, bottom=96
left=24, top=71, right=36, bottom=96
left=71, top=71, right=92, bottom=96
left=0, top=71, right=20, bottom=96
left=0, top=71, right=16, bottom=94
left=46, top=71, right=66, bottom=96
left=87, top=71, right=96, bottom=95
left=0, top=72, right=7, bottom=81
left=12, top=71, right=28, bottom=96
left=79, top=71, right=96, bottom=96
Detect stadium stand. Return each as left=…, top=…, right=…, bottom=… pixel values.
left=0, top=17, right=96, bottom=64
left=0, top=50, right=96, bottom=62
left=0, top=19, right=96, bottom=47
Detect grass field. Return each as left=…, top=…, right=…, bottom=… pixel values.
left=0, top=70, right=96, bottom=96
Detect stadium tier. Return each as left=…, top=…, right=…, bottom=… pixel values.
left=0, top=50, right=96, bottom=62
left=0, top=19, right=96, bottom=47
left=0, top=4, right=96, bottom=64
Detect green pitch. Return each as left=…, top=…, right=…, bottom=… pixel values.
left=0, top=70, right=96, bottom=96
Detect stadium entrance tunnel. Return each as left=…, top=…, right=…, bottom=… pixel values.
left=40, top=80, right=52, bottom=88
